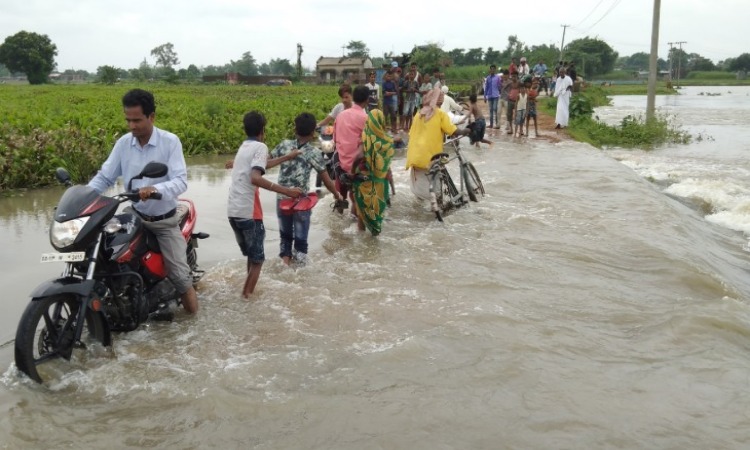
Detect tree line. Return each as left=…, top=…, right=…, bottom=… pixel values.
left=1, top=31, right=749, bottom=85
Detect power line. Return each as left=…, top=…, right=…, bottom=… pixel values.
left=559, top=24, right=571, bottom=62
left=575, top=0, right=606, bottom=28
left=581, top=0, right=623, bottom=34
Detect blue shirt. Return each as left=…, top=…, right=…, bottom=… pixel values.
left=88, top=126, right=188, bottom=216
left=382, top=80, right=397, bottom=105
left=484, top=74, right=501, bottom=99
left=533, top=63, right=548, bottom=76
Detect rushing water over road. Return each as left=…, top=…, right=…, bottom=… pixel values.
left=1, top=88, right=749, bottom=448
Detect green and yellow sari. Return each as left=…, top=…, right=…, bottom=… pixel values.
left=353, top=109, right=395, bottom=236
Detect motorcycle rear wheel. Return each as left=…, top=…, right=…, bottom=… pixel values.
left=14, top=295, right=106, bottom=384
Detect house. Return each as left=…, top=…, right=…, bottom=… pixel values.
left=316, top=57, right=373, bottom=83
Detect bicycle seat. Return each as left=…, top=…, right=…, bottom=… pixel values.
left=430, top=152, right=450, bottom=162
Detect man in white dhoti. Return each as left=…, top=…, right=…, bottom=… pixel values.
left=553, top=68, right=573, bottom=129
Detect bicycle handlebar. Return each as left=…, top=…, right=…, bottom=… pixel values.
left=444, top=135, right=465, bottom=147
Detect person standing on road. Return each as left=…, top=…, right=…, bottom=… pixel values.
left=483, top=64, right=502, bottom=129
left=88, top=88, right=200, bottom=314
left=364, top=72, right=380, bottom=112
left=553, top=67, right=574, bottom=129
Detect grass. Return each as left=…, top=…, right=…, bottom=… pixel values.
left=540, top=86, right=692, bottom=149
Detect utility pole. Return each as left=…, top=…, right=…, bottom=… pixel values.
left=646, top=0, right=661, bottom=122
left=667, top=42, right=675, bottom=81
left=675, top=41, right=686, bottom=87
left=559, top=24, right=570, bottom=63
left=341, top=45, right=346, bottom=57
left=296, top=43, right=303, bottom=78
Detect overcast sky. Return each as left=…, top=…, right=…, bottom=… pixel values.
left=1, top=0, right=744, bottom=72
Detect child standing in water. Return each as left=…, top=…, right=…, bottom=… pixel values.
left=526, top=79, right=540, bottom=138
left=514, top=85, right=528, bottom=138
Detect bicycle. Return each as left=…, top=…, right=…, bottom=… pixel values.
left=427, top=135, right=485, bottom=222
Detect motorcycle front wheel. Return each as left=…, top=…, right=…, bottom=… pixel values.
left=14, top=295, right=106, bottom=384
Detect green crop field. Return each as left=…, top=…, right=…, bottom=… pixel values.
left=0, top=84, right=339, bottom=190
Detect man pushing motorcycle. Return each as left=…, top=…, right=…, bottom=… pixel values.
left=88, top=89, right=199, bottom=314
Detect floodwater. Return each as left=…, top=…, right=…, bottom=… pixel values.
left=1, top=87, right=749, bottom=449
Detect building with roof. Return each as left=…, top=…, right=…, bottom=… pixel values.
left=315, top=57, right=373, bottom=83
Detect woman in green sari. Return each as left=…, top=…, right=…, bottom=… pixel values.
left=351, top=109, right=395, bottom=236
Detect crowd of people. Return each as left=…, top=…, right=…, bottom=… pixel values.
left=92, top=60, right=579, bottom=303
left=482, top=58, right=578, bottom=136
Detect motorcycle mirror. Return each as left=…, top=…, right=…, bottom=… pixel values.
left=140, top=161, right=169, bottom=179
left=128, top=161, right=168, bottom=191
left=55, top=168, right=73, bottom=186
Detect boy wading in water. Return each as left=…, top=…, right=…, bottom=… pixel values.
left=468, top=93, right=493, bottom=148
left=514, top=85, right=528, bottom=138
left=227, top=112, right=302, bottom=299
left=526, top=78, right=540, bottom=138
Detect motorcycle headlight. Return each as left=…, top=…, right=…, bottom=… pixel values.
left=50, top=217, right=90, bottom=249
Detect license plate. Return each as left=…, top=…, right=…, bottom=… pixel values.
left=40, top=252, right=85, bottom=263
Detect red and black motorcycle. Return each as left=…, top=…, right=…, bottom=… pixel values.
left=14, top=162, right=208, bottom=383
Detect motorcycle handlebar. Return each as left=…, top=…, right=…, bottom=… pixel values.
left=120, top=190, right=162, bottom=202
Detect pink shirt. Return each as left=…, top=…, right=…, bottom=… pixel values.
left=333, top=104, right=367, bottom=172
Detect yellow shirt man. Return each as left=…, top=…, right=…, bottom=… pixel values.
left=405, top=110, right=457, bottom=170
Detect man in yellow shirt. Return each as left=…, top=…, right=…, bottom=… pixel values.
left=405, top=88, right=470, bottom=205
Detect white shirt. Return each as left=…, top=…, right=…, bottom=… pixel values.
left=88, top=126, right=187, bottom=217
left=440, top=94, right=464, bottom=115
left=227, top=140, right=268, bottom=219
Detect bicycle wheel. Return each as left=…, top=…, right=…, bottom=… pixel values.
left=443, top=170, right=461, bottom=205
left=464, top=162, right=485, bottom=202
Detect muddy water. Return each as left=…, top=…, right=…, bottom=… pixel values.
left=1, top=89, right=750, bottom=448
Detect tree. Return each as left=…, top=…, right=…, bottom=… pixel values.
left=150, top=42, right=179, bottom=69
left=257, top=63, right=270, bottom=75
left=231, top=51, right=258, bottom=76
left=526, top=44, right=559, bottom=69
left=96, top=65, right=120, bottom=84
left=447, top=48, right=466, bottom=66
left=729, top=53, right=750, bottom=71
left=0, top=31, right=58, bottom=84
left=185, top=64, right=201, bottom=80
left=268, top=58, right=294, bottom=75
left=688, top=53, right=715, bottom=72
left=345, top=40, right=369, bottom=58
left=564, top=37, right=618, bottom=78
left=501, top=35, right=527, bottom=60
left=463, top=48, right=483, bottom=66
left=137, top=58, right=153, bottom=80
left=484, top=47, right=501, bottom=65
left=411, top=43, right=448, bottom=71
left=622, top=52, right=651, bottom=71
left=202, top=64, right=230, bottom=76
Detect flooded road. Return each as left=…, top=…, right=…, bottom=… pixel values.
left=1, top=87, right=749, bottom=448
